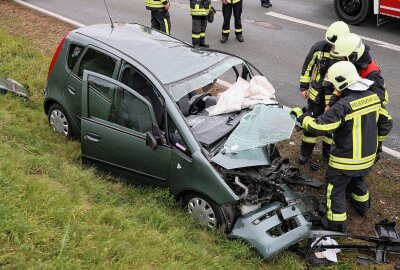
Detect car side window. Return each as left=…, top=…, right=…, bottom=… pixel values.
left=168, top=116, right=190, bottom=155
left=67, top=44, right=84, bottom=70
left=77, top=48, right=116, bottom=79
left=88, top=75, right=153, bottom=134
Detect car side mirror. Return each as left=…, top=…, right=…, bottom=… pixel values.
left=146, top=131, right=158, bottom=151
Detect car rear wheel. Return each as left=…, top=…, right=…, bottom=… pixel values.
left=184, top=193, right=227, bottom=231
left=48, top=103, right=73, bottom=138
left=334, top=0, right=373, bottom=25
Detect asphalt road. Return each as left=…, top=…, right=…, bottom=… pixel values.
left=21, top=0, right=400, bottom=151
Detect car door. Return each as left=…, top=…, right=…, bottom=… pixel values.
left=80, top=71, right=171, bottom=187
left=64, top=45, right=120, bottom=135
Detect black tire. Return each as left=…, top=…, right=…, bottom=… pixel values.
left=48, top=103, right=74, bottom=139
left=334, top=0, right=373, bottom=25
left=183, top=192, right=228, bottom=231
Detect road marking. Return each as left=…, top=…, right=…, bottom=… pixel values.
left=266, top=12, right=400, bottom=52
left=11, top=1, right=400, bottom=159
left=14, top=0, right=85, bottom=28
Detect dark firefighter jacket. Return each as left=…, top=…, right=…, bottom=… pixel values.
left=145, top=0, right=168, bottom=10
left=299, top=89, right=393, bottom=173
left=190, top=0, right=211, bottom=16
left=329, top=46, right=389, bottom=107
left=299, top=40, right=336, bottom=104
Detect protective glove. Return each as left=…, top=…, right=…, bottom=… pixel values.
left=290, top=107, right=303, bottom=121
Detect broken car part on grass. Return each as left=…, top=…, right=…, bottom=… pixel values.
left=0, top=77, right=30, bottom=99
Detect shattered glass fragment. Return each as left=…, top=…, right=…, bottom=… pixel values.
left=224, top=105, right=295, bottom=153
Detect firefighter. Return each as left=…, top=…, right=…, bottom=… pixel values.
left=220, top=0, right=243, bottom=43
left=145, top=0, right=171, bottom=35
left=298, top=21, right=350, bottom=164
left=328, top=33, right=389, bottom=109
left=291, top=61, right=393, bottom=232
left=190, top=0, right=211, bottom=47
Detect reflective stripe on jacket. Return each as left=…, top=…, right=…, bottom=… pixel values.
left=190, top=0, right=211, bottom=16
left=299, top=40, right=336, bottom=103
left=145, top=0, right=167, bottom=10
left=299, top=90, right=393, bottom=172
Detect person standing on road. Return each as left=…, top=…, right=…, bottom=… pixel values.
left=190, top=0, right=211, bottom=47
left=261, top=0, right=272, bottom=8
left=145, top=0, right=171, bottom=35
left=328, top=33, right=389, bottom=109
left=291, top=61, right=393, bottom=232
left=220, top=0, right=244, bottom=43
left=298, top=21, right=350, bottom=164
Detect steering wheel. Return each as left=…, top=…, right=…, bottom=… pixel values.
left=188, top=92, right=213, bottom=115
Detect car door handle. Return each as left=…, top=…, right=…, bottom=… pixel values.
left=68, top=87, right=77, bottom=95
left=85, top=132, right=101, bottom=142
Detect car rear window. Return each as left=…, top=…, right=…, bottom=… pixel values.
left=77, top=48, right=116, bottom=79
left=67, top=44, right=84, bottom=70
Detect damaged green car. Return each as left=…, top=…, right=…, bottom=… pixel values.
left=44, top=23, right=334, bottom=259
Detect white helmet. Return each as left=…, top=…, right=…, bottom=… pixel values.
left=325, top=21, right=350, bottom=45
left=330, top=33, right=365, bottom=63
left=324, top=61, right=373, bottom=91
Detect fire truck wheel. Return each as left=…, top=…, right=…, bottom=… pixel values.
left=334, top=0, right=373, bottom=25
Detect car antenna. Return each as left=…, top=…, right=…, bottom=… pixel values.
left=104, top=0, right=115, bottom=29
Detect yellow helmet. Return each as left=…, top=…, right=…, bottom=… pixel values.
left=325, top=21, right=350, bottom=45
left=324, top=61, right=372, bottom=91
left=330, top=33, right=365, bottom=63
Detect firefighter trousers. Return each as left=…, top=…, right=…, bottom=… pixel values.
left=325, top=168, right=370, bottom=231
left=192, top=16, right=208, bottom=46
left=151, top=10, right=171, bottom=35
left=222, top=1, right=242, bottom=36
left=301, top=97, right=332, bottom=159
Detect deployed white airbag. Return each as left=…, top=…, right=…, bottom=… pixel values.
left=207, top=75, right=276, bottom=116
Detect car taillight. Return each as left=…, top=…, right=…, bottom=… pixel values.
left=48, top=32, right=70, bottom=77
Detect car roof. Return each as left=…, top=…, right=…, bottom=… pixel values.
left=74, top=23, right=230, bottom=85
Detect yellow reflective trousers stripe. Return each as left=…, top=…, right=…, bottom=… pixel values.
left=323, top=136, right=333, bottom=145
left=302, top=135, right=317, bottom=144
left=352, top=192, right=369, bottom=202
left=164, top=18, right=169, bottom=35
left=326, top=183, right=347, bottom=222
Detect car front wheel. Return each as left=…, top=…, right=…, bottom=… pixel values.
left=184, top=193, right=228, bottom=231
left=48, top=103, right=73, bottom=138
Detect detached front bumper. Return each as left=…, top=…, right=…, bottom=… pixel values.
left=230, top=201, right=312, bottom=260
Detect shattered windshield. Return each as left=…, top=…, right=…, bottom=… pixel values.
left=223, top=104, right=295, bottom=153
left=166, top=57, right=243, bottom=101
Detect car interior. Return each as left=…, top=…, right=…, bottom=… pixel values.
left=120, top=67, right=164, bottom=128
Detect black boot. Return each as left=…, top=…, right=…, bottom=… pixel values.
left=236, top=34, right=244, bottom=42
left=199, top=37, right=209, bottom=48
left=299, top=154, right=309, bottom=165
left=261, top=0, right=272, bottom=8
left=220, top=35, right=228, bottom=44
left=192, top=38, right=200, bottom=47
left=321, top=217, right=347, bottom=233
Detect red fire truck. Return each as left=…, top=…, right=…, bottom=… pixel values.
left=334, top=0, right=400, bottom=25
